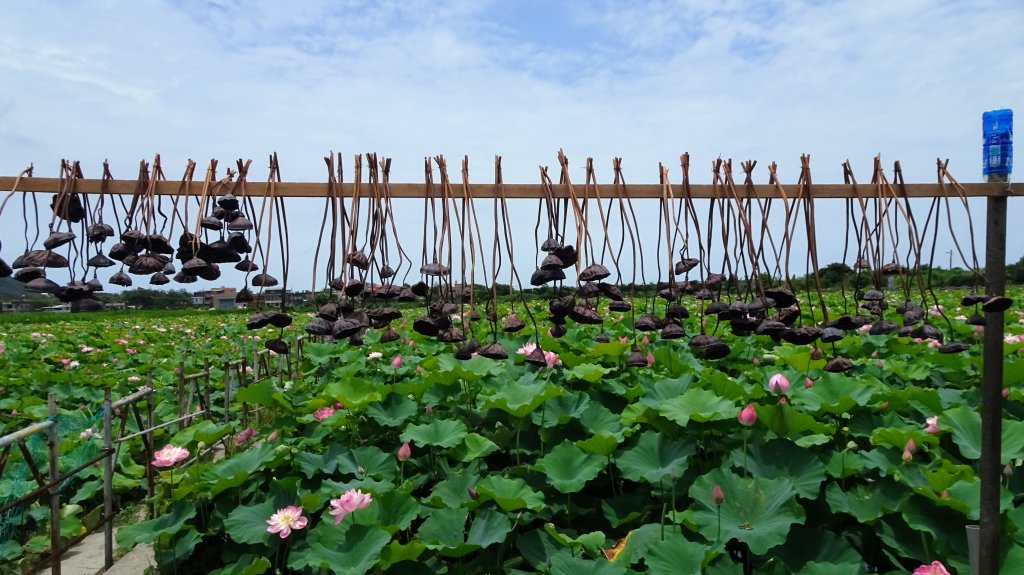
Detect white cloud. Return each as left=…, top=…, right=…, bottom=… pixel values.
left=0, top=0, right=1022, bottom=295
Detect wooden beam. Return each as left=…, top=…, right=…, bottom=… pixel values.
left=0, top=176, right=1012, bottom=199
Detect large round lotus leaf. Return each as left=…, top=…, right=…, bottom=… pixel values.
left=476, top=475, right=545, bottom=512
left=728, top=438, right=827, bottom=499
left=400, top=419, right=468, bottom=449
left=532, top=440, right=607, bottom=494
left=615, top=430, right=695, bottom=485
left=688, top=467, right=804, bottom=554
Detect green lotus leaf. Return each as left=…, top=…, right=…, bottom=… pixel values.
left=477, top=475, right=546, bottom=512
left=366, top=393, right=418, bottom=427
left=416, top=507, right=478, bottom=557
left=116, top=499, right=196, bottom=548
left=449, top=432, right=500, bottom=462
left=730, top=438, right=826, bottom=499
left=201, top=442, right=278, bottom=497
left=290, top=524, right=391, bottom=575
left=401, top=418, right=468, bottom=449
left=657, top=388, right=736, bottom=426
left=943, top=405, right=1024, bottom=461
left=533, top=391, right=591, bottom=427
left=378, top=540, right=426, bottom=570
left=639, top=375, right=693, bottom=409
left=643, top=532, right=706, bottom=575
left=576, top=432, right=621, bottom=457
left=790, top=372, right=877, bottom=414
left=755, top=403, right=832, bottom=438
left=325, top=376, right=382, bottom=408
left=689, top=467, right=804, bottom=555
left=579, top=402, right=623, bottom=438
left=224, top=500, right=276, bottom=544
left=615, top=430, right=694, bottom=485
left=466, top=508, right=513, bottom=549
left=335, top=445, right=397, bottom=482
left=824, top=478, right=906, bottom=523
left=206, top=556, right=272, bottom=575
left=549, top=553, right=628, bottom=575
left=533, top=440, right=607, bottom=493
left=478, top=371, right=563, bottom=418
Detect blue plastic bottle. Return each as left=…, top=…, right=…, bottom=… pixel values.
left=983, top=109, right=1013, bottom=177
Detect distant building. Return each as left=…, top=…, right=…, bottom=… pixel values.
left=192, top=287, right=237, bottom=310
left=1, top=299, right=34, bottom=313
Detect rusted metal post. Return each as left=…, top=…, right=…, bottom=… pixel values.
left=979, top=173, right=1008, bottom=575
left=47, top=394, right=60, bottom=575
left=103, top=387, right=113, bottom=569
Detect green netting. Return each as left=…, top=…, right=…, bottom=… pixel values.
left=0, top=408, right=104, bottom=546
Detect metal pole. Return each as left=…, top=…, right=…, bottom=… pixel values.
left=223, top=360, right=232, bottom=425
left=103, top=387, right=113, bottom=569
left=177, top=361, right=186, bottom=432
left=146, top=373, right=156, bottom=519
left=47, top=394, right=60, bottom=575
left=979, top=173, right=1008, bottom=575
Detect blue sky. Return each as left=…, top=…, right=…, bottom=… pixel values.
left=1, top=0, right=1022, bottom=291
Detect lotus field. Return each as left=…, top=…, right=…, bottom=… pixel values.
left=3, top=289, right=1024, bottom=574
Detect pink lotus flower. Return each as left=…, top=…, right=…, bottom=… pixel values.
left=115, top=338, right=128, bottom=345
left=543, top=350, right=561, bottom=369
left=924, top=416, right=940, bottom=435
left=266, top=505, right=308, bottom=539
left=768, top=373, right=790, bottom=395
left=267, top=430, right=279, bottom=442
left=234, top=427, right=255, bottom=446
left=619, top=337, right=629, bottom=344
left=424, top=404, right=433, bottom=416
left=902, top=438, right=916, bottom=462
left=128, top=376, right=141, bottom=383
left=752, top=356, right=760, bottom=366
left=738, top=404, right=757, bottom=426
left=333, top=401, right=344, bottom=410
left=126, top=348, right=137, bottom=355
left=516, top=342, right=537, bottom=356
left=313, top=407, right=335, bottom=421
left=641, top=335, right=650, bottom=346
left=646, top=352, right=655, bottom=367
left=328, top=489, right=373, bottom=525
left=397, top=442, right=412, bottom=461
left=61, top=358, right=70, bottom=366
left=152, top=444, right=189, bottom=467
left=913, top=561, right=950, bottom=575
left=805, top=377, right=813, bottom=389
left=712, top=484, right=724, bottom=506
left=391, top=355, right=403, bottom=369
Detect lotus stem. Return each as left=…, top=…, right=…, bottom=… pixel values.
left=716, top=504, right=722, bottom=544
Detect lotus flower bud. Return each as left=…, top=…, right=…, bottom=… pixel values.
left=712, top=484, right=724, bottom=506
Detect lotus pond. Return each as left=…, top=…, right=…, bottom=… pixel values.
left=3, top=291, right=1024, bottom=574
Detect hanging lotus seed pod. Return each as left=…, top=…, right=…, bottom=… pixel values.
left=824, top=357, right=855, bottom=373
left=673, top=257, right=700, bottom=275
left=43, top=231, right=76, bottom=250
left=479, top=342, right=508, bottom=360
left=109, top=270, right=133, bottom=287
left=578, top=263, right=610, bottom=282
